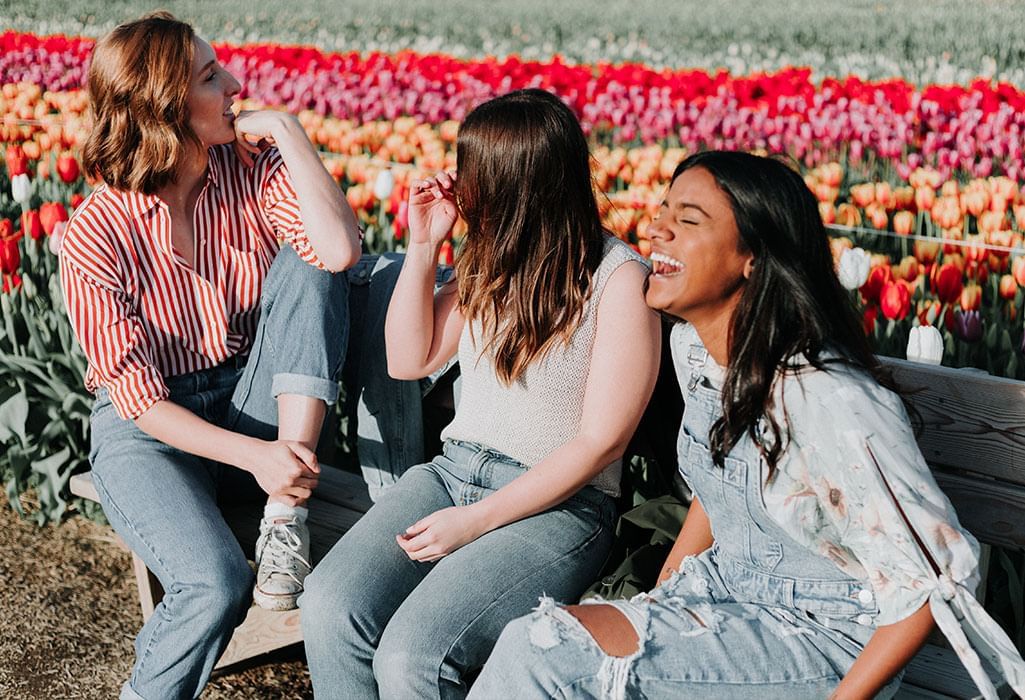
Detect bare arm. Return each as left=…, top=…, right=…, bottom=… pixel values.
left=235, top=110, right=363, bottom=272
left=385, top=172, right=464, bottom=380
left=656, top=497, right=714, bottom=585
left=398, top=260, right=662, bottom=560
left=134, top=400, right=319, bottom=506
left=831, top=602, right=934, bottom=699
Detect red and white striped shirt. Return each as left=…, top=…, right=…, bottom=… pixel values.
left=61, top=145, right=324, bottom=420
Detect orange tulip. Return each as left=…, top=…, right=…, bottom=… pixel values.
left=836, top=203, right=862, bottom=227
left=913, top=239, right=941, bottom=265
left=21, top=209, right=42, bottom=241
left=866, top=202, right=888, bottom=230
left=999, top=274, right=1018, bottom=300
left=893, top=210, right=915, bottom=236
left=1012, top=257, right=1025, bottom=287
left=959, top=284, right=982, bottom=311
left=914, top=186, right=936, bottom=212
left=818, top=201, right=836, bottom=225
left=894, top=255, right=921, bottom=284
left=850, top=183, right=875, bottom=208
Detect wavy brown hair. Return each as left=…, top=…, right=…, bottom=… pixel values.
left=82, top=12, right=200, bottom=194
left=453, top=89, right=606, bottom=385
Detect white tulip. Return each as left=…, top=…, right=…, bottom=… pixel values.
left=906, top=325, right=944, bottom=365
left=11, top=174, right=32, bottom=204
left=373, top=169, right=395, bottom=201
left=837, top=247, right=871, bottom=290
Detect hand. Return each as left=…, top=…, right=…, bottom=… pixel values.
left=396, top=505, right=485, bottom=562
left=408, top=172, right=458, bottom=246
left=245, top=439, right=320, bottom=506
left=232, top=110, right=298, bottom=167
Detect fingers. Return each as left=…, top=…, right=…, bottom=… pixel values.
left=288, top=443, right=320, bottom=473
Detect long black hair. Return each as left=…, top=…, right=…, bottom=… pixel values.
left=672, top=151, right=887, bottom=474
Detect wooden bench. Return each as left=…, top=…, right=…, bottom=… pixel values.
left=70, top=355, right=1024, bottom=693
left=69, top=465, right=372, bottom=669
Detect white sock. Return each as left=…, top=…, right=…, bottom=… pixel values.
left=264, top=502, right=308, bottom=522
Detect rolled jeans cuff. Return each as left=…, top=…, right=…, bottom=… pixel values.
left=271, top=373, right=340, bottom=406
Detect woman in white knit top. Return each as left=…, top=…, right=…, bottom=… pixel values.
left=301, top=88, right=661, bottom=698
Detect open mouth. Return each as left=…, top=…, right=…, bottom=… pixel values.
left=650, top=251, right=685, bottom=276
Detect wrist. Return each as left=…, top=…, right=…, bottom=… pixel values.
left=271, top=113, right=306, bottom=146
left=464, top=500, right=496, bottom=535
left=229, top=434, right=262, bottom=471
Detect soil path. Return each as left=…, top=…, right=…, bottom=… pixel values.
left=0, top=503, right=312, bottom=699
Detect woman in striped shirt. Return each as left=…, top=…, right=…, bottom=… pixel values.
left=60, top=13, right=362, bottom=700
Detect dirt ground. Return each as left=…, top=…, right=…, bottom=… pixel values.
left=0, top=499, right=313, bottom=699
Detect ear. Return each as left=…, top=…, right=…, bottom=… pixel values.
left=742, top=255, right=756, bottom=280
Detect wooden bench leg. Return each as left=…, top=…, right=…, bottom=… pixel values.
left=131, top=552, right=163, bottom=621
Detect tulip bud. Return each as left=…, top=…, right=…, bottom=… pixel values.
left=56, top=153, right=80, bottom=184
left=893, top=210, right=915, bottom=236
left=38, top=202, right=68, bottom=235
left=48, top=220, right=68, bottom=257
left=959, top=284, right=982, bottom=311
left=906, top=325, right=943, bottom=365
left=880, top=280, right=912, bottom=320
left=11, top=173, right=32, bottom=204
left=1013, top=257, right=1025, bottom=287
left=21, top=210, right=42, bottom=241
left=373, top=169, right=395, bottom=201
left=931, top=262, right=964, bottom=304
left=999, top=274, right=1017, bottom=300
left=953, top=309, right=983, bottom=343
left=0, top=238, right=20, bottom=275
left=837, top=247, right=871, bottom=290
left=4, top=145, right=28, bottom=177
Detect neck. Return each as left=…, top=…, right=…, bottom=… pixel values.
left=686, top=293, right=743, bottom=368
left=156, top=145, right=209, bottom=209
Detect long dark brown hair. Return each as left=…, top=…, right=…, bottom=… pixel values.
left=454, top=88, right=606, bottom=384
left=672, top=151, right=890, bottom=474
left=83, top=12, right=201, bottom=194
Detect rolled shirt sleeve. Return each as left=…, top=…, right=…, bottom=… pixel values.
left=60, top=228, right=169, bottom=420
left=257, top=148, right=325, bottom=268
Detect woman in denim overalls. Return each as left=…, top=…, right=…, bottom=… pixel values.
left=470, top=152, right=1025, bottom=699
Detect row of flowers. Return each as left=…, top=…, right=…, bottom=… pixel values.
left=3, top=30, right=1025, bottom=179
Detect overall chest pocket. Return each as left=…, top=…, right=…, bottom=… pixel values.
left=680, top=426, right=785, bottom=572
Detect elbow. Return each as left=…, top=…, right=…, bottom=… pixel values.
left=386, top=355, right=426, bottom=381
left=318, top=244, right=360, bottom=273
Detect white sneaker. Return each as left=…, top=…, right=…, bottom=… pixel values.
left=253, top=504, right=312, bottom=611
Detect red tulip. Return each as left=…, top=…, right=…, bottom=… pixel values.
left=38, top=202, right=69, bottom=235
left=70, top=193, right=85, bottom=210
left=438, top=240, right=454, bottom=266
left=56, top=152, right=80, bottom=184
left=1, top=272, right=22, bottom=294
left=21, top=210, right=43, bottom=241
left=0, top=237, right=20, bottom=275
left=880, top=280, right=911, bottom=320
left=1013, top=257, right=1025, bottom=287
left=4, top=145, right=28, bottom=177
left=931, top=262, right=964, bottom=304
left=860, top=264, right=892, bottom=304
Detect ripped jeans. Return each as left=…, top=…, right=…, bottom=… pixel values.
left=469, top=550, right=903, bottom=700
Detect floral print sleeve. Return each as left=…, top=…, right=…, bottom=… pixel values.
left=771, top=364, right=1025, bottom=697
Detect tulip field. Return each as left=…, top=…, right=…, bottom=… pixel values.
left=2, top=17, right=1025, bottom=522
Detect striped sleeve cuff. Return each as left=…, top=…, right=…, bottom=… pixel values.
left=106, top=365, right=170, bottom=421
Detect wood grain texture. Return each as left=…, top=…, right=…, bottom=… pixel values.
left=215, top=606, right=303, bottom=670
left=881, top=358, right=1025, bottom=485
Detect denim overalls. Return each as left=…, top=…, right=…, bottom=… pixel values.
left=469, top=324, right=903, bottom=700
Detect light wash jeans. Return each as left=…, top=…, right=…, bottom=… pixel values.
left=89, top=246, right=365, bottom=700
left=301, top=439, right=617, bottom=700
left=469, top=327, right=902, bottom=700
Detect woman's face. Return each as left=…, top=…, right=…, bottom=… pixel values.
left=185, top=37, right=241, bottom=148
left=645, top=166, right=754, bottom=322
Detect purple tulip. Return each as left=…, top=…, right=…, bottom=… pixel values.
left=954, top=310, right=984, bottom=344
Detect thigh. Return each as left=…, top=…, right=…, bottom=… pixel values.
left=89, top=409, right=249, bottom=588
left=302, top=462, right=457, bottom=626
left=387, top=494, right=614, bottom=674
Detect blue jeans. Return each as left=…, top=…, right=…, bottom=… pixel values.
left=89, top=246, right=352, bottom=700
left=301, top=439, right=617, bottom=700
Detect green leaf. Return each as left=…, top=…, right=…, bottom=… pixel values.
left=0, top=392, right=29, bottom=444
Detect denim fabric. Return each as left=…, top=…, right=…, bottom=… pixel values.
left=469, top=335, right=903, bottom=700
left=344, top=253, right=457, bottom=501
left=301, top=439, right=617, bottom=700
left=89, top=246, right=349, bottom=700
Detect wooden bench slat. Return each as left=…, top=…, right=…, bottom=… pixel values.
left=883, top=358, right=1025, bottom=487
left=898, top=642, right=1010, bottom=699
left=933, top=471, right=1025, bottom=549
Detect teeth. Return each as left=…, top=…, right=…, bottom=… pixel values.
left=650, top=251, right=685, bottom=274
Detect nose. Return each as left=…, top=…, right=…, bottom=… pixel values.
left=226, top=72, right=242, bottom=97
left=647, top=214, right=670, bottom=242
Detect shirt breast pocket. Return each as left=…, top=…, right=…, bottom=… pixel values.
left=223, top=246, right=267, bottom=312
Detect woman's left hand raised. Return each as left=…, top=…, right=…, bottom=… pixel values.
left=396, top=505, right=486, bottom=562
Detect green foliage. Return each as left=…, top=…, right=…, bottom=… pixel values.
left=1, top=171, right=93, bottom=523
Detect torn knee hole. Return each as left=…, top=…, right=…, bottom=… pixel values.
left=566, top=606, right=639, bottom=658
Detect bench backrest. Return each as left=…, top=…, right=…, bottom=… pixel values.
left=881, top=357, right=1025, bottom=550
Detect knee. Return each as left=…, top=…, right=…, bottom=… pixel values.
left=373, top=624, right=433, bottom=694
left=184, top=557, right=254, bottom=622
left=300, top=564, right=361, bottom=643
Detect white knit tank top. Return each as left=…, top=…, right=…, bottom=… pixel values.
left=441, top=236, right=648, bottom=497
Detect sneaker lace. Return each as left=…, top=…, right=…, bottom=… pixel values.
left=259, top=518, right=312, bottom=584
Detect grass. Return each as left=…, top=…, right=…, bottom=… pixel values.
left=1, top=0, right=1024, bottom=84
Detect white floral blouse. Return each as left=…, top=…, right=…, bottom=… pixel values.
left=673, top=321, right=1025, bottom=698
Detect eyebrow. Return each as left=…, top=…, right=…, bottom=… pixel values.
left=196, top=59, right=216, bottom=77
left=673, top=201, right=710, bottom=218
